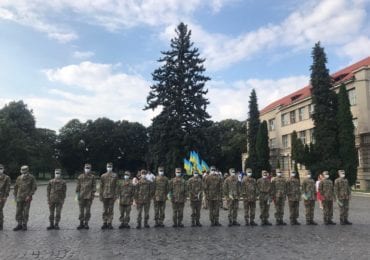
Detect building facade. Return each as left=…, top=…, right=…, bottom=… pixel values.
left=246, top=57, right=370, bottom=190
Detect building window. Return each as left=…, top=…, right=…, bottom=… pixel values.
left=308, top=104, right=315, bottom=118
left=290, top=111, right=296, bottom=124
left=309, top=128, right=315, bottom=144
left=282, top=134, right=289, bottom=148
left=281, top=113, right=289, bottom=126
left=269, top=138, right=276, bottom=149
left=299, top=130, right=306, bottom=144
left=348, top=89, right=356, bottom=106
left=298, top=107, right=305, bottom=121
left=268, top=118, right=275, bottom=131
left=281, top=156, right=289, bottom=170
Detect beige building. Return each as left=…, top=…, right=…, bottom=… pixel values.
left=246, top=56, right=370, bottom=190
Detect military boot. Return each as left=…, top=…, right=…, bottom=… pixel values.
left=22, top=223, right=27, bottom=231
left=77, top=221, right=84, bottom=230
left=178, top=221, right=184, bottom=228
left=47, top=222, right=55, bottom=230
left=249, top=220, right=258, bottom=226
left=265, top=220, right=272, bottom=226
left=228, top=219, right=233, bottom=227
left=196, top=220, right=202, bottom=227
left=191, top=219, right=196, bottom=227
left=101, top=222, right=108, bottom=230
left=328, top=220, right=336, bottom=225
left=344, top=219, right=352, bottom=225
left=13, top=223, right=23, bottom=231
left=233, top=221, right=240, bottom=226
left=107, top=223, right=113, bottom=229
left=144, top=221, right=150, bottom=228
left=84, top=221, right=89, bottom=229
left=154, top=220, right=160, bottom=228
left=136, top=222, right=142, bottom=229
left=215, top=220, right=222, bottom=226
left=54, top=223, right=60, bottom=230
left=119, top=223, right=125, bottom=229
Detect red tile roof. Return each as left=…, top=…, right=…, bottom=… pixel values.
left=260, top=56, right=370, bottom=115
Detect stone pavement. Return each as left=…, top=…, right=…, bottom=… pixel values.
left=1, top=183, right=369, bottom=260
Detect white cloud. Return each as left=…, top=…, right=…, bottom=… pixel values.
left=73, top=51, right=95, bottom=59
left=340, top=36, right=370, bottom=62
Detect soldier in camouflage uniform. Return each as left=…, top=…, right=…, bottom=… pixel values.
left=46, top=169, right=67, bottom=230
left=13, top=165, right=37, bottom=231
left=169, top=168, right=187, bottom=228
left=187, top=171, right=203, bottom=227
left=223, top=168, right=241, bottom=226
left=204, top=166, right=223, bottom=226
left=334, top=170, right=352, bottom=225
left=257, top=170, right=272, bottom=226
left=286, top=171, right=301, bottom=225
left=134, top=169, right=153, bottom=229
left=0, top=164, right=11, bottom=230
left=118, top=171, right=135, bottom=229
left=271, top=169, right=287, bottom=225
left=301, top=170, right=317, bottom=225
left=241, top=168, right=258, bottom=226
left=153, top=166, right=169, bottom=227
left=76, top=163, right=96, bottom=230
left=100, top=162, right=118, bottom=230
left=319, top=171, right=336, bottom=225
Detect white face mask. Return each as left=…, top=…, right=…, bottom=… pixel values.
left=324, top=175, right=329, bottom=179
left=176, top=173, right=181, bottom=177
left=306, top=175, right=311, bottom=179
left=194, top=173, right=199, bottom=177
left=230, top=172, right=236, bottom=176
left=262, top=175, right=267, bottom=179
left=107, top=167, right=113, bottom=172
left=247, top=172, right=252, bottom=177
left=55, top=173, right=61, bottom=179
left=277, top=172, right=282, bottom=177
left=84, top=168, right=90, bottom=174
left=158, top=171, right=164, bottom=176
left=291, top=173, right=296, bottom=177
left=124, top=175, right=129, bottom=180
left=211, top=170, right=216, bottom=174
left=0, top=169, right=3, bottom=174
left=339, top=173, right=345, bottom=178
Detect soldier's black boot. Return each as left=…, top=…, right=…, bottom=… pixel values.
left=245, top=219, right=249, bottom=226
left=84, top=221, right=89, bottom=229
left=250, top=220, right=258, bottom=226
left=228, top=218, right=233, bottom=227
left=173, top=219, right=178, bottom=228
left=178, top=220, right=184, bottom=228
left=233, top=221, right=240, bottom=226
left=196, top=220, right=202, bottom=227
left=101, top=222, right=108, bottom=230
left=47, top=222, right=55, bottom=230
left=328, top=220, right=336, bottom=225
left=77, top=221, right=84, bottom=230
left=107, top=223, right=113, bottom=229
left=119, top=223, right=125, bottom=229
left=281, top=220, right=287, bottom=225
left=13, top=223, right=22, bottom=231
left=22, top=223, right=27, bottom=231
left=136, top=222, right=142, bottom=229
left=265, top=220, right=272, bottom=226
left=215, top=220, right=222, bottom=226
left=344, top=219, right=352, bottom=225
left=154, top=221, right=159, bottom=228
left=54, top=223, right=60, bottom=230
left=191, top=219, right=196, bottom=227
left=311, top=220, right=318, bottom=225
left=144, top=221, right=150, bottom=228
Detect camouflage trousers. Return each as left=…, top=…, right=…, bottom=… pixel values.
left=49, top=201, right=64, bottom=223
left=119, top=204, right=131, bottom=225
left=322, top=200, right=333, bottom=223
left=190, top=200, right=202, bottom=223
left=274, top=197, right=286, bottom=221
left=172, top=202, right=185, bottom=225
left=0, top=198, right=6, bottom=225
left=136, top=201, right=150, bottom=225
left=259, top=199, right=270, bottom=222
left=208, top=200, right=220, bottom=224
left=102, top=198, right=115, bottom=223
left=78, top=199, right=93, bottom=222
left=304, top=200, right=315, bottom=222
left=288, top=200, right=299, bottom=222
left=338, top=199, right=349, bottom=222
left=202, top=193, right=208, bottom=209
left=15, top=200, right=31, bottom=224
left=243, top=200, right=256, bottom=223
left=228, top=199, right=239, bottom=222
left=154, top=200, right=166, bottom=224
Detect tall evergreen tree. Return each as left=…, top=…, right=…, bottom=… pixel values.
left=310, top=42, right=340, bottom=178
left=145, top=22, right=210, bottom=175
left=246, top=89, right=260, bottom=177
left=256, top=120, right=271, bottom=177
left=336, top=84, right=358, bottom=186
left=291, top=131, right=305, bottom=164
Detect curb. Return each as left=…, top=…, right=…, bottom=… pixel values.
left=352, top=192, right=370, bottom=198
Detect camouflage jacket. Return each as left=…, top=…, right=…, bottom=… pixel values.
left=271, top=176, right=287, bottom=199
left=47, top=178, right=67, bottom=203
left=134, top=178, right=152, bottom=204
left=301, top=178, right=315, bottom=201
left=0, top=173, right=11, bottom=198
left=187, top=176, right=203, bottom=201
left=319, top=179, right=334, bottom=201
left=241, top=176, right=258, bottom=202
left=76, top=173, right=96, bottom=200
left=154, top=176, right=169, bottom=202
left=100, top=172, right=118, bottom=199
left=118, top=180, right=135, bottom=205
left=14, top=174, right=37, bottom=201
left=334, top=177, right=351, bottom=200
left=223, top=175, right=240, bottom=200
left=169, top=177, right=187, bottom=203
left=286, top=177, right=301, bottom=201
left=257, top=177, right=272, bottom=201
left=204, top=174, right=223, bottom=201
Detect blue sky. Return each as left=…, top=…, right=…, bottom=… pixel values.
left=0, top=0, right=369, bottom=131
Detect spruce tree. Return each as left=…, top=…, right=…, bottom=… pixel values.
left=246, top=89, right=260, bottom=177
left=291, top=131, right=305, bottom=164
left=256, top=120, right=271, bottom=177
left=145, top=22, right=210, bottom=174
left=336, top=84, right=358, bottom=186
left=310, top=42, right=340, bottom=178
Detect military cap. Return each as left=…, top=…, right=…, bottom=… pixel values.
left=106, top=162, right=113, bottom=167
left=262, top=170, right=269, bottom=175
left=338, top=169, right=345, bottom=175
left=210, top=166, right=216, bottom=171
left=20, top=165, right=29, bottom=172
left=84, top=163, right=91, bottom=168
left=55, top=168, right=62, bottom=174
left=140, top=169, right=147, bottom=175
left=158, top=166, right=164, bottom=171
left=276, top=168, right=282, bottom=173
left=246, top=168, right=252, bottom=173
left=124, top=171, right=131, bottom=176
left=229, top=168, right=236, bottom=174
left=323, top=171, right=329, bottom=175
left=0, top=164, right=4, bottom=169
left=175, top=168, right=182, bottom=173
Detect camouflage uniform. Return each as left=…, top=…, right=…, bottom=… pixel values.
left=100, top=170, right=118, bottom=227
left=76, top=172, right=96, bottom=228
left=241, top=175, right=258, bottom=225
left=301, top=177, right=317, bottom=225
left=134, top=174, right=153, bottom=228
left=286, top=176, right=301, bottom=225
left=319, top=178, right=335, bottom=224
left=0, top=170, right=11, bottom=230
left=47, top=177, right=67, bottom=228
left=153, top=175, right=169, bottom=227
left=14, top=168, right=37, bottom=230
left=223, top=175, right=240, bottom=226
left=204, top=173, right=223, bottom=226
left=169, top=175, right=187, bottom=227
left=257, top=176, right=272, bottom=225
left=271, top=175, right=287, bottom=225
left=117, top=178, right=135, bottom=228
left=187, top=174, right=203, bottom=226
left=334, top=175, right=351, bottom=225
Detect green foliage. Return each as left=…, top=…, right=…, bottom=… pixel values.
left=291, top=131, right=305, bottom=164
left=256, top=120, right=270, bottom=177
left=246, top=89, right=260, bottom=177
left=336, top=84, right=358, bottom=185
